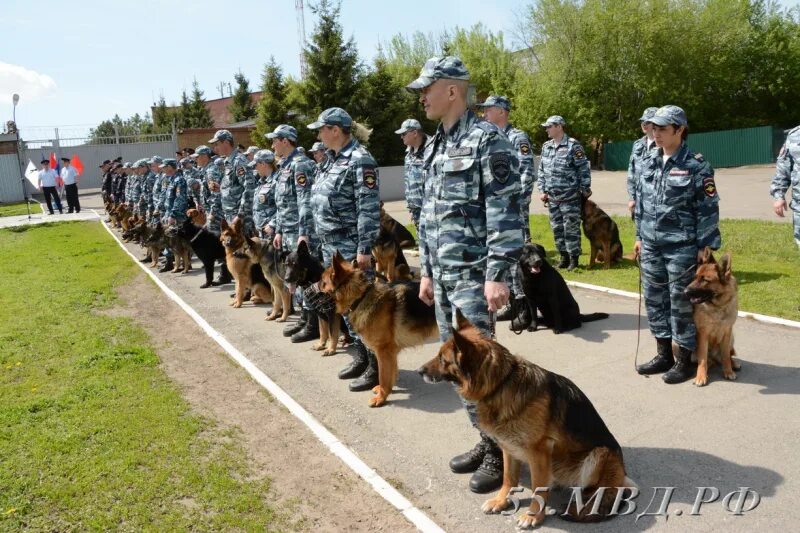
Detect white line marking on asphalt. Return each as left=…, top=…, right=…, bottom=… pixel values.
left=93, top=212, right=446, bottom=533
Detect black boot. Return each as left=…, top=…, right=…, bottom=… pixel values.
left=637, top=337, right=674, bottom=375
left=211, top=264, right=232, bottom=286
left=663, top=346, right=696, bottom=384
left=566, top=255, right=580, bottom=271
left=495, top=303, right=512, bottom=321
left=509, top=297, right=532, bottom=332
left=557, top=251, right=570, bottom=268
left=158, top=256, right=174, bottom=273
left=469, top=438, right=504, bottom=493
left=349, top=350, right=378, bottom=391
left=338, top=341, right=370, bottom=380
left=291, top=310, right=320, bottom=343
left=283, top=308, right=307, bottom=337
left=449, top=431, right=491, bottom=474
left=139, top=254, right=152, bottom=263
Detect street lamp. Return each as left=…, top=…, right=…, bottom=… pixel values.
left=12, top=93, right=19, bottom=124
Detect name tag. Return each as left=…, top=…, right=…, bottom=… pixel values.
left=447, top=146, right=473, bottom=157
left=669, top=169, right=689, bottom=176
left=556, top=147, right=568, bottom=152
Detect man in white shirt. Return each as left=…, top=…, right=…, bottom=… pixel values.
left=60, top=157, right=80, bottom=213
left=37, top=159, right=63, bottom=215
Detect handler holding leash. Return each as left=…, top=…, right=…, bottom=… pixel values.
left=633, top=105, right=721, bottom=384
left=771, top=124, right=800, bottom=249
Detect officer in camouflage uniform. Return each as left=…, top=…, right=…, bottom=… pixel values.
left=190, top=146, right=214, bottom=214
left=309, top=141, right=327, bottom=168
left=148, top=156, right=164, bottom=224
left=154, top=159, right=178, bottom=272
left=771, top=124, right=800, bottom=248
left=180, top=157, right=203, bottom=210
left=407, top=56, right=523, bottom=493
left=126, top=162, right=143, bottom=214
left=113, top=163, right=128, bottom=204
left=627, top=107, right=659, bottom=215
left=244, top=146, right=259, bottom=162
left=538, top=115, right=591, bottom=271
left=206, top=156, right=226, bottom=230
left=269, top=124, right=320, bottom=343
left=395, top=118, right=427, bottom=232
left=307, top=107, right=381, bottom=390
left=634, top=105, right=721, bottom=384
left=208, top=129, right=256, bottom=234
left=163, top=158, right=189, bottom=225
left=249, top=149, right=279, bottom=237
left=124, top=163, right=137, bottom=208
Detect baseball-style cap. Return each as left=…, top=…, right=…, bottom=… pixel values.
left=394, top=118, right=422, bottom=135
left=149, top=156, right=163, bottom=165
left=649, top=105, right=688, bottom=127
left=310, top=142, right=326, bottom=152
left=193, top=145, right=213, bottom=157
left=247, top=149, right=276, bottom=168
left=207, top=129, right=234, bottom=144
left=541, top=115, right=566, bottom=127
left=307, top=108, right=353, bottom=130
left=244, top=146, right=259, bottom=155
left=133, top=159, right=147, bottom=168
left=406, top=56, right=470, bottom=92
left=179, top=157, right=193, bottom=166
left=266, top=124, right=299, bottom=141
left=639, top=107, right=659, bottom=122
left=475, top=95, right=511, bottom=111
left=159, top=158, right=178, bottom=169
left=60, top=157, right=70, bottom=162
left=99, top=159, right=111, bottom=168
left=123, top=162, right=132, bottom=169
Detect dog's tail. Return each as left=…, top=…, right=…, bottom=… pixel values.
left=580, top=312, right=609, bottom=322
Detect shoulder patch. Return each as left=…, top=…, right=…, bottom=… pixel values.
left=703, top=175, right=717, bottom=197
left=475, top=121, right=499, bottom=135
left=490, top=152, right=511, bottom=183
left=296, top=171, right=307, bottom=187
left=519, top=142, right=531, bottom=155
left=694, top=153, right=705, bottom=161
left=236, top=166, right=245, bottom=177
left=574, top=148, right=585, bottom=160
left=362, top=167, right=377, bottom=189
left=779, top=145, right=787, bottom=158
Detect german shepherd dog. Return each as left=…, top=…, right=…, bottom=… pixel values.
left=243, top=235, right=293, bottom=322
left=121, top=215, right=142, bottom=242
left=379, top=202, right=416, bottom=249
left=581, top=197, right=623, bottom=269
left=517, top=243, right=609, bottom=333
left=164, top=224, right=192, bottom=274
left=320, top=252, right=439, bottom=406
left=418, top=311, right=634, bottom=528
left=284, top=241, right=343, bottom=356
left=144, top=222, right=167, bottom=269
left=219, top=218, right=272, bottom=308
left=113, top=204, right=133, bottom=231
left=685, top=247, right=740, bottom=386
left=175, top=218, right=226, bottom=288
left=372, top=224, right=413, bottom=283
left=186, top=208, right=207, bottom=227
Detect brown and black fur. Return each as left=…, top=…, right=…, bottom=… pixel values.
left=372, top=224, right=413, bottom=283
left=165, top=224, right=192, bottom=274
left=144, top=222, right=167, bottom=268
left=186, top=208, right=206, bottom=227
left=320, top=252, right=438, bottom=407
left=219, top=218, right=272, bottom=308
left=243, top=235, right=293, bottom=322
left=581, top=197, right=622, bottom=269
left=113, top=204, right=133, bottom=231
left=418, top=311, right=635, bottom=527
left=379, top=202, right=416, bottom=249
left=684, top=247, right=740, bottom=386
left=284, top=241, right=343, bottom=356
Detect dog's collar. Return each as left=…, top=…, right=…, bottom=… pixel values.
left=189, top=226, right=204, bottom=243
left=343, top=283, right=374, bottom=316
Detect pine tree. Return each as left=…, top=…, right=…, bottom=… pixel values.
left=188, top=78, right=214, bottom=128
left=177, top=90, right=192, bottom=129
left=228, top=71, right=256, bottom=123
left=152, top=95, right=174, bottom=132
left=252, top=57, right=287, bottom=146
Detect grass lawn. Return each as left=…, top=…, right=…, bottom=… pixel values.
left=409, top=216, right=800, bottom=321
left=0, top=222, right=283, bottom=530
left=0, top=200, right=43, bottom=217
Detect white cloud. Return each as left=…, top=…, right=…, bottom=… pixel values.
left=0, top=62, right=57, bottom=104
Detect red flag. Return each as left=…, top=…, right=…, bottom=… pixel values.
left=50, top=152, right=63, bottom=188
left=71, top=154, right=84, bottom=176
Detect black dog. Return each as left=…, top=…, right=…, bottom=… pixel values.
left=515, top=243, right=609, bottom=333
left=176, top=219, right=228, bottom=288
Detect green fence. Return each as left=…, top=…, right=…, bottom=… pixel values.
left=604, top=125, right=780, bottom=170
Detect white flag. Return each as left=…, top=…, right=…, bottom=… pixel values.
left=24, top=160, right=40, bottom=191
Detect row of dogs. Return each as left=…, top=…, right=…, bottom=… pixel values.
left=105, top=200, right=739, bottom=528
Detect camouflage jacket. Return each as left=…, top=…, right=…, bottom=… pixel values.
left=141, top=171, right=156, bottom=214
left=253, top=170, right=279, bottom=232
left=165, top=171, right=189, bottom=222
left=627, top=135, right=657, bottom=201
left=635, top=143, right=721, bottom=250
left=273, top=148, right=316, bottom=239
left=154, top=172, right=172, bottom=215
left=419, top=109, right=523, bottom=282
left=403, top=138, right=427, bottom=225
left=311, top=138, right=380, bottom=256
left=126, top=173, right=142, bottom=206
left=537, top=134, right=591, bottom=202
left=221, top=148, right=255, bottom=224
left=504, top=124, right=536, bottom=198
left=771, top=125, right=800, bottom=211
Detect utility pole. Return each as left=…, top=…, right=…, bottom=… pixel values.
left=296, top=0, right=308, bottom=79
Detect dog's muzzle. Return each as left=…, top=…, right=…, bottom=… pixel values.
left=303, top=283, right=336, bottom=316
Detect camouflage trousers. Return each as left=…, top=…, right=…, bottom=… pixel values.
left=520, top=194, right=532, bottom=243
left=548, top=198, right=582, bottom=256
left=793, top=210, right=800, bottom=248
left=433, top=274, right=491, bottom=430
left=641, top=241, right=697, bottom=350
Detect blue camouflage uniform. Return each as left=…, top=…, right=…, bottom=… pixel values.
left=249, top=150, right=279, bottom=236
left=627, top=107, right=659, bottom=209
left=635, top=106, right=721, bottom=351
left=395, top=119, right=427, bottom=231
left=207, top=130, right=256, bottom=233
left=127, top=166, right=143, bottom=214
left=181, top=159, right=203, bottom=210
left=148, top=156, right=164, bottom=223
left=140, top=166, right=156, bottom=218
left=407, top=57, right=523, bottom=432
left=165, top=168, right=189, bottom=224
left=537, top=116, right=591, bottom=257
left=771, top=125, right=800, bottom=247
left=205, top=155, right=225, bottom=233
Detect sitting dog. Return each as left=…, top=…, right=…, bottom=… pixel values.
left=164, top=224, right=192, bottom=274
left=219, top=218, right=272, bottom=308
left=685, top=247, right=741, bottom=386
left=418, top=311, right=634, bottom=528
left=186, top=208, right=207, bottom=227
left=175, top=218, right=227, bottom=288
left=516, top=243, right=609, bottom=333
left=379, top=202, right=416, bottom=249
left=372, top=224, right=413, bottom=282
left=320, top=252, right=438, bottom=406
left=581, top=197, right=623, bottom=269
left=243, top=235, right=293, bottom=321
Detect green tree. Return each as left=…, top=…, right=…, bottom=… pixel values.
left=176, top=90, right=192, bottom=129
left=228, top=71, right=256, bottom=123
left=89, top=113, right=157, bottom=143
left=186, top=78, right=214, bottom=128
left=152, top=95, right=175, bottom=132
left=252, top=57, right=288, bottom=146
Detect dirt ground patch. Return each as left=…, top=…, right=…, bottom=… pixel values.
left=110, top=272, right=416, bottom=533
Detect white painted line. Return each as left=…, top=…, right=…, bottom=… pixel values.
left=93, top=212, right=446, bottom=533
left=567, top=280, right=800, bottom=329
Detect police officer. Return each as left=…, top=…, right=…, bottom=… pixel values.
left=249, top=149, right=279, bottom=238
left=163, top=158, right=189, bottom=227
left=208, top=129, right=256, bottom=234
left=244, top=145, right=259, bottom=162
left=771, top=124, right=800, bottom=249
left=192, top=146, right=232, bottom=286
left=634, top=105, right=721, bottom=384
left=148, top=156, right=165, bottom=224
left=307, top=107, right=381, bottom=390
left=190, top=146, right=214, bottom=214
left=113, top=163, right=128, bottom=205
left=126, top=162, right=143, bottom=215
left=268, top=124, right=319, bottom=343
left=407, top=56, right=523, bottom=493
left=627, top=107, right=659, bottom=215
left=181, top=157, right=203, bottom=210
left=100, top=160, right=113, bottom=203
left=308, top=142, right=327, bottom=167
left=537, top=115, right=591, bottom=270
left=155, top=159, right=178, bottom=272
left=394, top=118, right=427, bottom=232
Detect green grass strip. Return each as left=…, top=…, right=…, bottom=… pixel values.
left=0, top=201, right=43, bottom=217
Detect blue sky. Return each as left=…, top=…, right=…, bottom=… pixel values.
left=3, top=0, right=798, bottom=140
left=1, top=0, right=521, bottom=139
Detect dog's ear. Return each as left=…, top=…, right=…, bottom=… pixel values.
left=454, top=308, right=472, bottom=331
left=719, top=252, right=732, bottom=281
left=699, top=246, right=715, bottom=265
left=233, top=217, right=243, bottom=231
left=451, top=328, right=478, bottom=380
left=331, top=251, right=348, bottom=280
left=535, top=244, right=546, bottom=259
left=220, top=218, right=229, bottom=231
left=244, top=234, right=255, bottom=248
left=297, top=240, right=308, bottom=255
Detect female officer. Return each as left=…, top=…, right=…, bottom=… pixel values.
left=249, top=149, right=278, bottom=238
left=307, top=107, right=381, bottom=391
left=633, top=105, right=721, bottom=384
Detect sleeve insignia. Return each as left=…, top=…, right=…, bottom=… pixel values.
left=236, top=166, right=245, bottom=177
left=490, top=152, right=511, bottom=183
left=296, top=172, right=307, bottom=187
left=519, top=142, right=531, bottom=155
left=703, top=176, right=717, bottom=197
left=363, top=167, right=377, bottom=189
left=574, top=149, right=585, bottom=160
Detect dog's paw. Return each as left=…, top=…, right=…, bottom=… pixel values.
left=231, top=301, right=242, bottom=309
left=275, top=316, right=287, bottom=323
left=250, top=297, right=264, bottom=304
left=311, top=342, right=325, bottom=351
left=517, top=510, right=545, bottom=529
left=723, top=369, right=737, bottom=381
left=693, top=375, right=708, bottom=387
left=368, top=394, right=386, bottom=408
left=732, top=359, right=742, bottom=371
left=322, top=348, right=336, bottom=357
left=481, top=496, right=510, bottom=514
